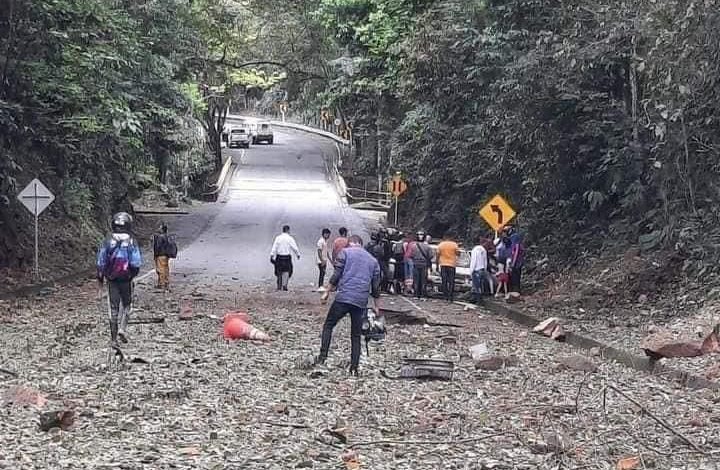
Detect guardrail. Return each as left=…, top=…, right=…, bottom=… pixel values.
left=227, top=114, right=350, bottom=201
left=203, top=153, right=234, bottom=198
left=346, top=187, right=392, bottom=208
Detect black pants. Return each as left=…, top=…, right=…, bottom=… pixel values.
left=318, top=263, right=327, bottom=287
left=319, top=301, right=364, bottom=370
left=440, top=266, right=456, bottom=301
left=108, top=280, right=132, bottom=323
left=413, top=265, right=428, bottom=298
left=510, top=266, right=522, bottom=292
left=274, top=255, right=293, bottom=290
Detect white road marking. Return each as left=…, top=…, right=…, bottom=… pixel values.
left=400, top=295, right=425, bottom=312
left=134, top=269, right=156, bottom=284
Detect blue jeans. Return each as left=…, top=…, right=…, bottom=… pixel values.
left=319, top=301, right=364, bottom=370
left=472, top=269, right=493, bottom=295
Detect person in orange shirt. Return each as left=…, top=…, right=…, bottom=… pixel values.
left=435, top=234, right=461, bottom=302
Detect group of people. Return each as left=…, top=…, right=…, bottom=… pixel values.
left=95, top=214, right=525, bottom=374
left=328, top=226, right=527, bottom=304
left=468, top=225, right=526, bottom=302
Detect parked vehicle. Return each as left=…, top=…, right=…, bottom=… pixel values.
left=427, top=244, right=472, bottom=292
left=228, top=127, right=251, bottom=148
left=254, top=122, right=274, bottom=144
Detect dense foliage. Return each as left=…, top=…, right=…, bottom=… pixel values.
left=292, top=0, right=720, bottom=275
left=4, top=0, right=720, bottom=281
left=0, top=0, right=281, bottom=271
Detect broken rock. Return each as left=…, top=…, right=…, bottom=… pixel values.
left=532, top=317, right=566, bottom=341
left=616, top=456, right=640, bottom=470
left=474, top=355, right=520, bottom=371
left=39, top=409, right=75, bottom=432
left=642, top=324, right=720, bottom=359
left=3, top=385, right=48, bottom=409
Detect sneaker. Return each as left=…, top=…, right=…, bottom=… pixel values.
left=118, top=330, right=129, bottom=344
left=317, top=286, right=327, bottom=293
left=349, top=367, right=359, bottom=377
left=314, top=355, right=327, bottom=366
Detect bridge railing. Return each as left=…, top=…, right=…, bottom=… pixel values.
left=346, top=187, right=392, bottom=208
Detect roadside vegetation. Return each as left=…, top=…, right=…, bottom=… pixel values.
left=3, top=0, right=720, bottom=297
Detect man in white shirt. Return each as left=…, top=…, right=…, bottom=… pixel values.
left=316, top=228, right=331, bottom=291
left=270, top=225, right=301, bottom=291
left=469, top=240, right=493, bottom=302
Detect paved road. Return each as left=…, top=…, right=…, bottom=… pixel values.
left=173, top=128, right=367, bottom=287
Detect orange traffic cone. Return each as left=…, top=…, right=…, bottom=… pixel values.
left=224, top=311, right=251, bottom=323
left=223, top=317, right=270, bottom=341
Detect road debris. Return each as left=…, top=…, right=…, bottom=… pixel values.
left=1, top=281, right=718, bottom=468
left=641, top=324, right=720, bottom=359
left=39, top=409, right=75, bottom=431
left=532, top=317, right=566, bottom=341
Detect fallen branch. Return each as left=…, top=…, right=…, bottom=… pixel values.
left=606, top=384, right=705, bottom=453
left=259, top=421, right=311, bottom=429
left=350, top=433, right=505, bottom=449
left=128, top=317, right=165, bottom=325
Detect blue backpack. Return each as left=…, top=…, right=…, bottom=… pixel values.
left=99, top=238, right=140, bottom=281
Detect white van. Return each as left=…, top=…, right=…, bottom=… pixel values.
left=254, top=122, right=274, bottom=145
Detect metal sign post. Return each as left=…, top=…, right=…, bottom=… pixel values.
left=394, top=195, right=399, bottom=226
left=388, top=173, right=407, bottom=227
left=17, top=179, right=55, bottom=280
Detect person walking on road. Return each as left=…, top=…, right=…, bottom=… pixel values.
left=316, top=228, right=332, bottom=291
left=317, top=235, right=381, bottom=376
left=470, top=239, right=492, bottom=302
left=152, top=222, right=177, bottom=291
left=96, top=212, right=143, bottom=349
left=411, top=231, right=433, bottom=298
left=270, top=225, right=301, bottom=291
left=331, top=226, right=349, bottom=264
left=436, top=234, right=460, bottom=302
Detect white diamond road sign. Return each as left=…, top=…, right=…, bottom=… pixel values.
left=17, top=178, right=55, bottom=216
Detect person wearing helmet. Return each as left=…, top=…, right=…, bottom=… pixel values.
left=96, top=212, right=143, bottom=349
left=410, top=230, right=432, bottom=298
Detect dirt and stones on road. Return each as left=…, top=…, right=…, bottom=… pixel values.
left=1, top=277, right=720, bottom=470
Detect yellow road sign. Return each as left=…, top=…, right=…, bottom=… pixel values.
left=479, top=194, right=516, bottom=231
left=389, top=176, right=408, bottom=197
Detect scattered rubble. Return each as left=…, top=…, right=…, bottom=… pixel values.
left=0, top=280, right=718, bottom=469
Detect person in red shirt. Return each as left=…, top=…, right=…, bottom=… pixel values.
left=331, top=227, right=349, bottom=264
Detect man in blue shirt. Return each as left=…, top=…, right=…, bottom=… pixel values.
left=318, top=235, right=381, bottom=375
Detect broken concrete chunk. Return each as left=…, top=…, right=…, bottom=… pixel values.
left=469, top=343, right=491, bottom=361
left=642, top=324, right=719, bottom=359
left=474, top=355, right=520, bottom=371
left=533, top=317, right=566, bottom=341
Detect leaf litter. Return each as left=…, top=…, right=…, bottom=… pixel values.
left=0, top=279, right=719, bottom=469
